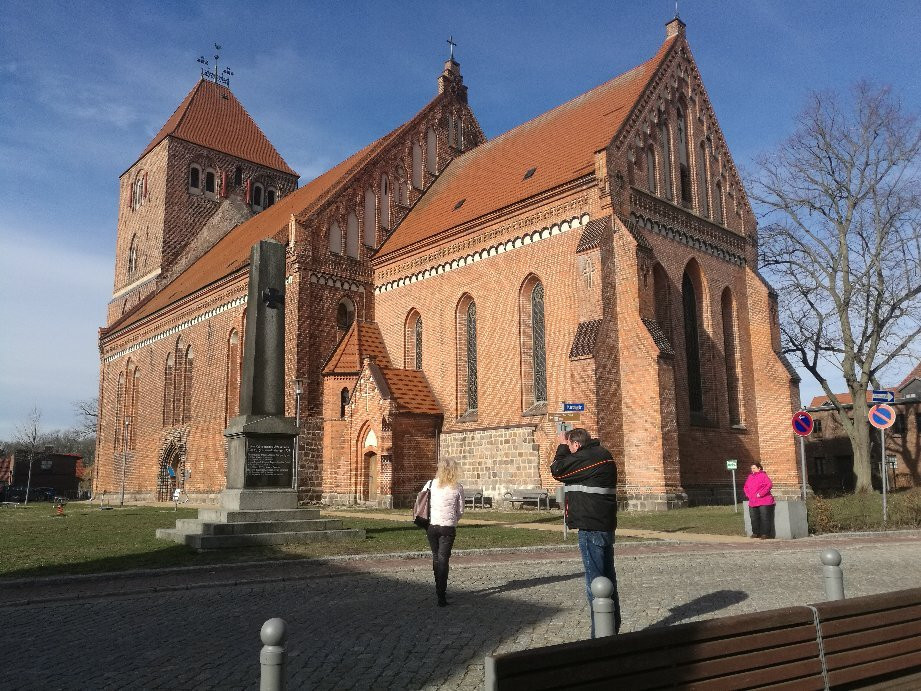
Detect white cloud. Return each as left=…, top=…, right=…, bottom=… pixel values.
left=0, top=230, right=111, bottom=439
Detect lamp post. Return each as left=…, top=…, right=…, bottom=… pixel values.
left=120, top=415, right=130, bottom=507
left=292, top=379, right=303, bottom=492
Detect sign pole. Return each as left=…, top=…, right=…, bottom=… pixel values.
left=731, top=470, right=737, bottom=513
left=799, top=434, right=807, bottom=501
left=881, top=427, right=888, bottom=525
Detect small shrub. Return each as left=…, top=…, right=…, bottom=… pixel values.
left=807, top=495, right=838, bottom=534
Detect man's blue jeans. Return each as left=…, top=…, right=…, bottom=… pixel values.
left=578, top=529, right=621, bottom=637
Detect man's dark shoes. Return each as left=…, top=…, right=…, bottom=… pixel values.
left=437, top=596, right=448, bottom=607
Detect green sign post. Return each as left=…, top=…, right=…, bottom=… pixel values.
left=727, top=459, right=738, bottom=513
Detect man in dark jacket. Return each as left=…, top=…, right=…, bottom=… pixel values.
left=551, top=427, right=620, bottom=636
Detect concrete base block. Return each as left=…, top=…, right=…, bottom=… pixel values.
left=220, top=489, right=298, bottom=511
left=743, top=500, right=808, bottom=540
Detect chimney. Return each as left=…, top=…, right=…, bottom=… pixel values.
left=665, top=16, right=686, bottom=39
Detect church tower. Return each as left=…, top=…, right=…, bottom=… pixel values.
left=107, top=78, right=298, bottom=325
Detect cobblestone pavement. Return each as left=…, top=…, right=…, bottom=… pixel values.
left=1, top=534, right=920, bottom=690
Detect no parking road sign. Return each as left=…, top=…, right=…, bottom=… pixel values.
left=869, top=404, right=896, bottom=430
left=792, top=411, right=814, bottom=437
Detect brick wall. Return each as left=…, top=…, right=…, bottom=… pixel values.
left=439, top=425, right=541, bottom=500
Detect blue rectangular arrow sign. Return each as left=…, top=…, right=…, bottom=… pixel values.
left=872, top=390, right=895, bottom=404
left=563, top=402, right=585, bottom=412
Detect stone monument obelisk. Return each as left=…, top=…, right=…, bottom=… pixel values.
left=222, top=239, right=299, bottom=511
left=156, top=239, right=365, bottom=548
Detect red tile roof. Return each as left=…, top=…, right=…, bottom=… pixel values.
left=899, top=362, right=921, bottom=390
left=323, top=321, right=393, bottom=375
left=374, top=35, right=678, bottom=263
left=134, top=79, right=296, bottom=176
left=379, top=367, right=442, bottom=415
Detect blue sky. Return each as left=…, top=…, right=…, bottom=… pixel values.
left=1, top=1, right=918, bottom=439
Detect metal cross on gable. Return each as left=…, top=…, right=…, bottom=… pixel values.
left=447, top=35, right=457, bottom=61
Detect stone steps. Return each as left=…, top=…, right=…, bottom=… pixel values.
left=197, top=508, right=321, bottom=523
left=156, top=528, right=365, bottom=550
left=171, top=517, right=343, bottom=536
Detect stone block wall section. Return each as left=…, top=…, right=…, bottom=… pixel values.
left=439, top=425, right=541, bottom=499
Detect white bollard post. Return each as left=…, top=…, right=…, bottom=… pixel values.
left=820, top=549, right=845, bottom=601
left=591, top=577, right=615, bottom=638
left=260, top=618, right=288, bottom=691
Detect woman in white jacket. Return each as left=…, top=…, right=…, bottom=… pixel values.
left=426, top=458, right=464, bottom=607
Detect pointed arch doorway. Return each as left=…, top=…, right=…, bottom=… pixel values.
left=359, top=427, right=379, bottom=503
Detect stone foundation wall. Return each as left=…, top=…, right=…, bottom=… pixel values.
left=439, top=424, right=541, bottom=500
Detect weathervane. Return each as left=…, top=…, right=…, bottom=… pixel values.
left=198, top=43, right=234, bottom=87
left=446, top=35, right=457, bottom=61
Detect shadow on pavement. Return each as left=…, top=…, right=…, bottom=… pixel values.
left=469, top=571, right=583, bottom=597
left=645, top=589, right=749, bottom=628
left=0, top=554, right=567, bottom=689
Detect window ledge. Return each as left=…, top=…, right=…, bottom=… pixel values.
left=522, top=402, right=548, bottom=417
left=456, top=409, right=478, bottom=424
left=730, top=424, right=748, bottom=432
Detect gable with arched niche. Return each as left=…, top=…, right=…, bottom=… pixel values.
left=619, top=41, right=753, bottom=237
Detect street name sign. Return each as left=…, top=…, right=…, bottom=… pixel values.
left=726, top=459, right=738, bottom=470
left=563, top=402, right=585, bottom=412
left=871, top=390, right=895, bottom=404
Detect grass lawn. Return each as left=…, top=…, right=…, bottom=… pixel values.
left=0, top=503, right=571, bottom=579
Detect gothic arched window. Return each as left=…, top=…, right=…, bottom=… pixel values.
left=682, top=271, right=703, bottom=413
left=163, top=353, right=174, bottom=426
left=646, top=147, right=657, bottom=194
left=364, top=188, right=376, bottom=246
left=114, top=371, right=125, bottom=449
left=660, top=120, right=673, bottom=201
left=127, top=235, right=138, bottom=276
left=520, top=277, right=547, bottom=409
left=426, top=127, right=437, bottom=174
left=252, top=183, right=264, bottom=210
left=128, top=366, right=140, bottom=450
left=337, top=297, right=355, bottom=331
left=205, top=169, right=216, bottom=196
left=456, top=296, right=478, bottom=416
left=329, top=220, right=342, bottom=254
left=677, top=107, right=692, bottom=205
left=380, top=174, right=391, bottom=230
left=182, top=346, right=193, bottom=424
left=412, top=142, right=423, bottom=188
left=722, top=288, right=742, bottom=425
left=697, top=141, right=710, bottom=218
left=346, top=212, right=359, bottom=258
left=415, top=316, right=423, bottom=371
left=340, top=387, right=350, bottom=418
left=714, top=180, right=725, bottom=225
left=189, top=165, right=201, bottom=193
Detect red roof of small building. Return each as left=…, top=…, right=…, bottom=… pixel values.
left=133, top=79, right=296, bottom=176
left=323, top=321, right=393, bottom=375
left=810, top=391, right=887, bottom=407
left=374, top=34, right=678, bottom=263
left=378, top=367, right=442, bottom=415
left=898, top=362, right=921, bottom=390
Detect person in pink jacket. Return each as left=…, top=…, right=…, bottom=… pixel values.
left=744, top=462, right=775, bottom=539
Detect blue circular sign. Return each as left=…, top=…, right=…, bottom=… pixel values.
left=869, top=404, right=895, bottom=430
left=792, top=411, right=814, bottom=437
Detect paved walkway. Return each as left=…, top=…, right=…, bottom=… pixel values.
left=328, top=509, right=746, bottom=544
left=2, top=531, right=920, bottom=689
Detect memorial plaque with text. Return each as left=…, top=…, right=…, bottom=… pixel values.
left=244, top=436, right=294, bottom=488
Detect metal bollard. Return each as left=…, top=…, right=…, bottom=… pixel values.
left=591, top=577, right=616, bottom=638
left=555, top=486, right=568, bottom=540
left=260, top=618, right=288, bottom=691
left=820, top=548, right=845, bottom=601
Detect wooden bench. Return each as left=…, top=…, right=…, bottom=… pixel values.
left=465, top=487, right=485, bottom=509
left=503, top=488, right=549, bottom=511
left=484, top=587, right=921, bottom=690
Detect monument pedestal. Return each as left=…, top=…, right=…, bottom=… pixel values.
left=156, top=240, right=364, bottom=550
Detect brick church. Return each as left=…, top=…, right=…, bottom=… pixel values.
left=95, top=18, right=802, bottom=509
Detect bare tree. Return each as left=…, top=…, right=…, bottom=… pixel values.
left=73, top=397, right=99, bottom=440
left=14, top=407, right=43, bottom=505
left=752, top=82, right=921, bottom=492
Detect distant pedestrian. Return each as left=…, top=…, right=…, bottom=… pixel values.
left=426, top=458, right=464, bottom=607
left=551, top=427, right=621, bottom=637
left=744, top=462, right=775, bottom=539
